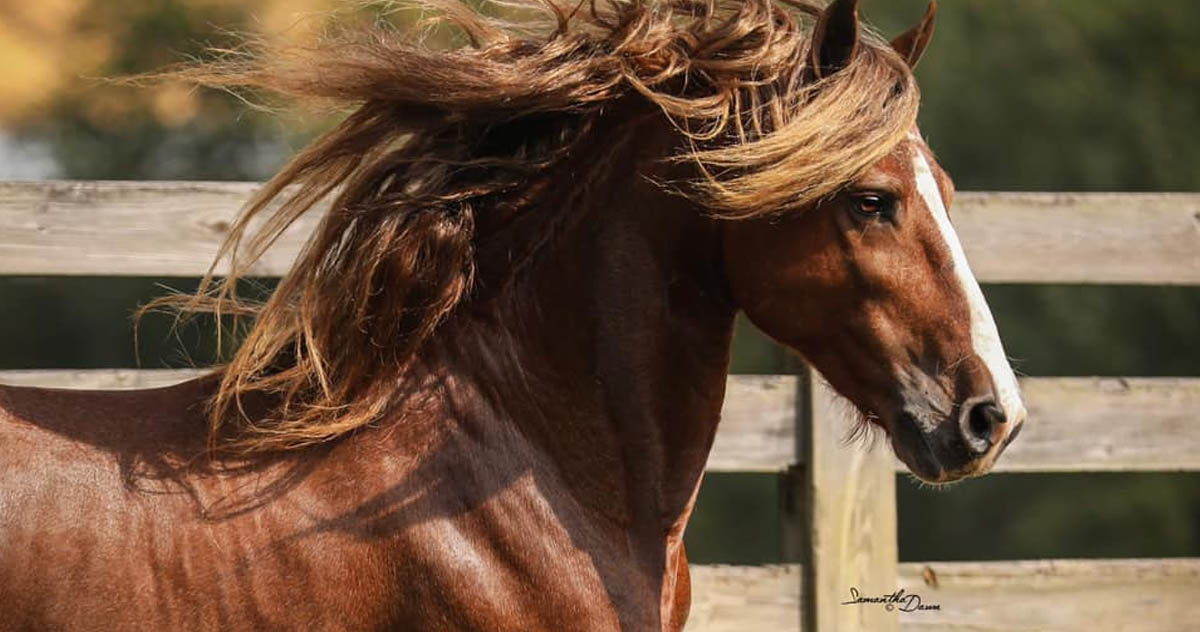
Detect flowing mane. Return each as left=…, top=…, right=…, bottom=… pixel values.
left=148, top=0, right=920, bottom=454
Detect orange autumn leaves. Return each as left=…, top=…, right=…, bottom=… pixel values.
left=0, top=0, right=336, bottom=129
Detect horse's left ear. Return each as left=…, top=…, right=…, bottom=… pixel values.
left=811, top=0, right=860, bottom=79
left=891, top=1, right=938, bottom=69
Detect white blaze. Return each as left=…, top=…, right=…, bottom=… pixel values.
left=911, top=147, right=1026, bottom=427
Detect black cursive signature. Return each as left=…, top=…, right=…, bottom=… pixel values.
left=840, top=587, right=941, bottom=612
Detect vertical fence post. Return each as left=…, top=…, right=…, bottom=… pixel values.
left=799, top=367, right=899, bottom=632
left=779, top=355, right=809, bottom=631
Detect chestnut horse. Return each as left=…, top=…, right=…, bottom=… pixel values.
left=0, top=0, right=1024, bottom=629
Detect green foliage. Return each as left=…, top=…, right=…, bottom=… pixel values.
left=17, top=0, right=324, bottom=180
left=870, top=0, right=1200, bottom=192
left=898, top=472, right=1200, bottom=561
left=986, top=284, right=1200, bottom=377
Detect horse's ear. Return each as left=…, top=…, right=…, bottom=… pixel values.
left=811, top=0, right=860, bottom=79
left=891, top=1, right=938, bottom=69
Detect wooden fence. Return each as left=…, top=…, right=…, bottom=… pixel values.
left=2, top=181, right=1199, bottom=630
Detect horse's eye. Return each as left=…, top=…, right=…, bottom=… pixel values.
left=852, top=193, right=892, bottom=218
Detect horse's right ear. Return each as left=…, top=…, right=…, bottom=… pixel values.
left=811, top=0, right=860, bottom=79
left=890, top=2, right=938, bottom=69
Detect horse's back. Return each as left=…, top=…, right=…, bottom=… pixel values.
left=0, top=375, right=215, bottom=494
left=0, top=373, right=212, bottom=438
left=0, top=378, right=214, bottom=507
left=0, top=379, right=227, bottom=629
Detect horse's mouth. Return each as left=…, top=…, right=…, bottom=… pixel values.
left=890, top=412, right=999, bottom=485
left=889, top=412, right=946, bottom=483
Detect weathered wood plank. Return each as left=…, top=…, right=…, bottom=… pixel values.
left=688, top=564, right=802, bottom=632
left=803, top=371, right=899, bottom=632
left=0, top=181, right=316, bottom=277
left=1, top=183, right=1197, bottom=283
left=5, top=371, right=1200, bottom=472
left=710, top=374, right=798, bottom=472
left=955, top=192, right=1200, bottom=285
left=987, top=377, right=1200, bottom=472
left=0, top=368, right=205, bottom=389
left=897, top=558, right=1200, bottom=632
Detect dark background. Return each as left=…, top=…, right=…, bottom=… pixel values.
left=0, top=0, right=1197, bottom=564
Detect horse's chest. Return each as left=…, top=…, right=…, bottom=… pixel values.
left=376, top=471, right=632, bottom=630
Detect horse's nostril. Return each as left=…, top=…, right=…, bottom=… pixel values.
left=962, top=400, right=1006, bottom=454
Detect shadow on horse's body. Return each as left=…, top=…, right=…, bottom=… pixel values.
left=0, top=0, right=1026, bottom=629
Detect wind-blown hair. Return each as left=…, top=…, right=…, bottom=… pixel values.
left=149, top=0, right=920, bottom=453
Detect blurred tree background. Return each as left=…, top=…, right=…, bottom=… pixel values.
left=1, top=0, right=1197, bottom=564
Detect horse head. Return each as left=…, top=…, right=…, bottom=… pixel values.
left=722, top=0, right=1025, bottom=483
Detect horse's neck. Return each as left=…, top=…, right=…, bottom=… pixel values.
left=440, top=170, right=736, bottom=536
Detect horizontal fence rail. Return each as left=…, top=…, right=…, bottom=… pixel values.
left=2, top=181, right=1198, bottom=283
left=684, top=559, right=1200, bottom=632
left=4, top=370, right=1197, bottom=473
left=896, top=558, right=1200, bottom=632
left=688, top=565, right=802, bottom=632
